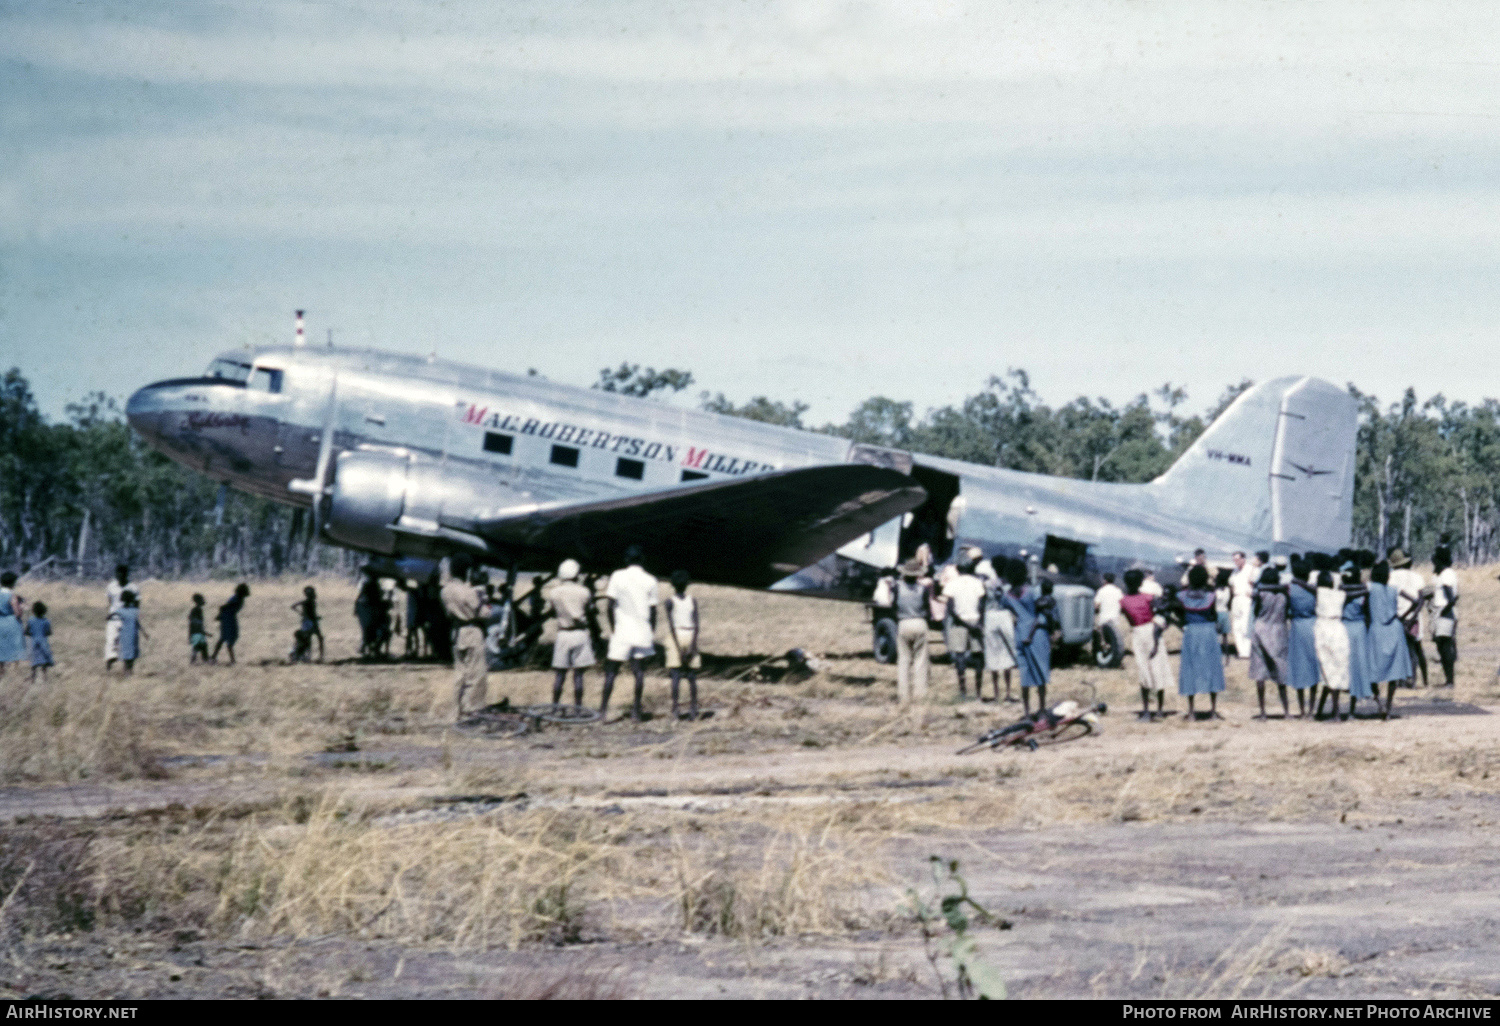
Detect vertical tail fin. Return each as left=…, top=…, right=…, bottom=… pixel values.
left=1153, top=377, right=1357, bottom=553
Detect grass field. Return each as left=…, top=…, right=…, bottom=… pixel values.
left=0, top=568, right=1497, bottom=998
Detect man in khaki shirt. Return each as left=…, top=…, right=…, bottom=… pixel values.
left=441, top=554, right=490, bottom=718
left=547, top=558, right=596, bottom=706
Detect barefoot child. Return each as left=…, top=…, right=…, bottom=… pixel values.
left=663, top=570, right=701, bottom=720
left=289, top=586, right=323, bottom=662
left=26, top=601, right=52, bottom=684
left=189, top=594, right=210, bottom=664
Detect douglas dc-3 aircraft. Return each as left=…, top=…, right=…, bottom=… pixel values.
left=125, top=338, right=1358, bottom=660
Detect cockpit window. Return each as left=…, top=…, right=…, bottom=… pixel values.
left=249, top=367, right=283, bottom=394
left=207, top=358, right=253, bottom=383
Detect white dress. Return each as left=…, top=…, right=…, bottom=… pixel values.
left=1314, top=587, right=1349, bottom=691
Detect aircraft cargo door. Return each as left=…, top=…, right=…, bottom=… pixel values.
left=899, top=464, right=962, bottom=564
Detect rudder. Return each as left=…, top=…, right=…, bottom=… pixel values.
left=1152, top=377, right=1356, bottom=553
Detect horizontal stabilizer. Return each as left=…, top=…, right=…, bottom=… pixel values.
left=476, top=464, right=928, bottom=588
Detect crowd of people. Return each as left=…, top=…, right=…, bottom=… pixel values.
left=889, top=540, right=1461, bottom=724
left=0, top=535, right=1466, bottom=730
left=440, top=546, right=703, bottom=723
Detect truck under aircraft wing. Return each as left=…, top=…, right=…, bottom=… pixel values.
left=124, top=341, right=1357, bottom=606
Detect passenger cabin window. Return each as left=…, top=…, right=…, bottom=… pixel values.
left=206, top=358, right=252, bottom=383
left=550, top=445, right=579, bottom=468
left=484, top=432, right=513, bottom=455
left=248, top=368, right=283, bottom=393
left=615, top=457, right=644, bottom=480
left=681, top=470, right=708, bottom=482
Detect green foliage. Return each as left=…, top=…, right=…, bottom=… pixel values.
left=0, top=367, right=329, bottom=576
left=593, top=363, right=694, bottom=398
left=700, top=392, right=810, bottom=429
left=1349, top=384, right=1500, bottom=561
left=906, top=856, right=1008, bottom=1000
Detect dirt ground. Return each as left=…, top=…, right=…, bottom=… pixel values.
left=0, top=567, right=1497, bottom=999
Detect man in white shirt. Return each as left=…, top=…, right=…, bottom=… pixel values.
left=1140, top=568, right=1163, bottom=598
left=104, top=564, right=130, bottom=669
left=1432, top=546, right=1459, bottom=687
left=1228, top=551, right=1256, bottom=658
left=602, top=545, right=658, bottom=720
left=1093, top=572, right=1125, bottom=660
left=944, top=561, right=987, bottom=698
left=1387, top=547, right=1428, bottom=688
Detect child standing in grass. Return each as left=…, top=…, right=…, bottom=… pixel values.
left=663, top=570, right=702, bottom=720
left=26, top=601, right=52, bottom=684
left=109, top=590, right=147, bottom=675
left=189, top=594, right=210, bottom=664
left=290, top=586, right=323, bottom=663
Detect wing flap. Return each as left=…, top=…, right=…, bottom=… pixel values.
left=475, top=464, right=926, bottom=588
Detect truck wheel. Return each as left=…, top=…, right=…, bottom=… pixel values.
left=1094, top=624, right=1124, bottom=669
left=873, top=618, right=899, bottom=665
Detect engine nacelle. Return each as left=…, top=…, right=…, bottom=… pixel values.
left=325, top=449, right=409, bottom=554
left=323, top=448, right=514, bottom=557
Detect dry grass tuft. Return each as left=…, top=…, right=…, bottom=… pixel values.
left=89, top=798, right=623, bottom=950
left=669, top=821, right=890, bottom=939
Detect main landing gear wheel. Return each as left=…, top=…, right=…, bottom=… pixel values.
left=873, top=618, right=898, bottom=665
left=1094, top=624, right=1124, bottom=669
left=522, top=704, right=603, bottom=725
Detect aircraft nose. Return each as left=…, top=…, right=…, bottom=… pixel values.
left=125, top=381, right=171, bottom=442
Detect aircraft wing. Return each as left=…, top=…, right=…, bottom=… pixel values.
left=473, top=464, right=927, bottom=588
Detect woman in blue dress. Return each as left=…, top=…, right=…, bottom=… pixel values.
left=1365, top=561, right=1413, bottom=719
left=1000, top=562, right=1051, bottom=717
left=0, top=571, right=25, bottom=680
left=109, top=590, right=148, bottom=675
left=1174, top=565, right=1226, bottom=719
left=1340, top=566, right=1374, bottom=716
left=1285, top=559, right=1321, bottom=718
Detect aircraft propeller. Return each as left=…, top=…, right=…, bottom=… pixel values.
left=288, top=373, right=339, bottom=538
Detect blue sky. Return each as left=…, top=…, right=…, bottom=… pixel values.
left=4, top=1, right=1500, bottom=425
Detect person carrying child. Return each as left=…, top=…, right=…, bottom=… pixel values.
left=290, top=586, right=323, bottom=663
left=189, top=594, right=210, bottom=664
left=1121, top=568, right=1173, bottom=719
left=663, top=569, right=702, bottom=720
left=211, top=584, right=249, bottom=665
left=109, top=590, right=148, bottom=674
left=26, top=601, right=52, bottom=685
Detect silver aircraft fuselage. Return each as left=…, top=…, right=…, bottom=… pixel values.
left=125, top=345, right=1358, bottom=596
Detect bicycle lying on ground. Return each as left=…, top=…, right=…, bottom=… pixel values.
left=456, top=702, right=602, bottom=738
left=957, top=690, right=1107, bottom=754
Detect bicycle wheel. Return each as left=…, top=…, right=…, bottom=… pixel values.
left=522, top=703, right=602, bottom=725
left=455, top=712, right=529, bottom=738
left=1034, top=719, right=1092, bottom=746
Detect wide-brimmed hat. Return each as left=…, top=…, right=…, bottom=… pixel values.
left=1387, top=548, right=1412, bottom=568
left=899, top=558, right=925, bottom=577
